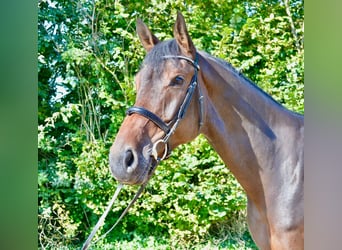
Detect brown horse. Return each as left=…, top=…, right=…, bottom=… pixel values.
left=109, top=12, right=304, bottom=250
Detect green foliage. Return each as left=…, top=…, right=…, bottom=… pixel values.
left=116, top=136, right=247, bottom=246
left=38, top=0, right=303, bottom=249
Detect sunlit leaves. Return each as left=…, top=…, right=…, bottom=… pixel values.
left=38, top=0, right=303, bottom=248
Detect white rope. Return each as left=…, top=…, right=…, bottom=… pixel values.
left=81, top=183, right=123, bottom=250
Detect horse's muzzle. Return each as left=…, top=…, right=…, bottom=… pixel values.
left=109, top=141, right=155, bottom=185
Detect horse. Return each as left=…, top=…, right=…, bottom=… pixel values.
left=109, top=12, right=304, bottom=250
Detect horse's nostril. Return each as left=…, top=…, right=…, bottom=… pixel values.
left=124, top=149, right=135, bottom=170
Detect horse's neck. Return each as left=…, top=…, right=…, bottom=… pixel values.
left=199, top=53, right=303, bottom=201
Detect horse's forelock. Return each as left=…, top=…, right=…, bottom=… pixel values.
left=142, top=39, right=180, bottom=74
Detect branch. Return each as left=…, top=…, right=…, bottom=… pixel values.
left=283, top=0, right=301, bottom=50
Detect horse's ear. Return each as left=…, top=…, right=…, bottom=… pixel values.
left=136, top=18, right=160, bottom=52
left=173, top=11, right=196, bottom=58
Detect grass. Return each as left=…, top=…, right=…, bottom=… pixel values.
left=76, top=232, right=258, bottom=250
left=40, top=225, right=257, bottom=250
left=50, top=212, right=258, bottom=250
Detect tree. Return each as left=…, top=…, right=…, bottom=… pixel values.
left=38, top=0, right=303, bottom=248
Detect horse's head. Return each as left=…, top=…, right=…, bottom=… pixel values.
left=109, top=12, right=204, bottom=185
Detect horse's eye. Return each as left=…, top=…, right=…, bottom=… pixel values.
left=170, top=76, right=185, bottom=86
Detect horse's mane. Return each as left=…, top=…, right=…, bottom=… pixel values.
left=199, top=51, right=287, bottom=109
left=199, top=51, right=258, bottom=88
left=144, top=40, right=252, bottom=86
left=142, top=40, right=298, bottom=114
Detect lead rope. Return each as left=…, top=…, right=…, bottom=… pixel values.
left=81, top=160, right=159, bottom=250
left=81, top=183, right=123, bottom=250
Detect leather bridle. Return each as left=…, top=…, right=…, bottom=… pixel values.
left=81, top=53, right=204, bottom=250
left=126, top=53, right=204, bottom=161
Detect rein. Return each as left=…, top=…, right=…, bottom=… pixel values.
left=81, top=53, right=202, bottom=249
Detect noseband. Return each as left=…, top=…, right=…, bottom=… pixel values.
left=126, top=53, right=204, bottom=161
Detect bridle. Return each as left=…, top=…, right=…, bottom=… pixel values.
left=81, top=53, right=204, bottom=250
left=126, top=53, right=204, bottom=161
